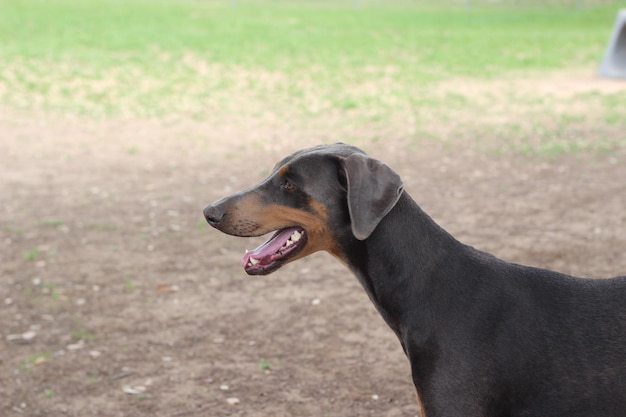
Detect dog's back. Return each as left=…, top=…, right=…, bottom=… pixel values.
left=457, top=252, right=626, bottom=416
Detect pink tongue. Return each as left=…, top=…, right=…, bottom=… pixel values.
left=242, top=228, right=297, bottom=266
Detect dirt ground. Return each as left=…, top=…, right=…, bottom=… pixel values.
left=1, top=76, right=625, bottom=417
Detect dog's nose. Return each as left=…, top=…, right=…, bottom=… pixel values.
left=204, top=205, right=225, bottom=226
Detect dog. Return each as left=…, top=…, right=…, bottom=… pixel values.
left=204, top=143, right=626, bottom=417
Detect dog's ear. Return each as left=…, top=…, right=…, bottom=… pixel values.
left=341, top=153, right=404, bottom=240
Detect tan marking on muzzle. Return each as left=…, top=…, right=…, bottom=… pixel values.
left=256, top=202, right=338, bottom=258
left=220, top=192, right=344, bottom=265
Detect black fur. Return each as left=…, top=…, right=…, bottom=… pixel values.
left=205, top=143, right=626, bottom=417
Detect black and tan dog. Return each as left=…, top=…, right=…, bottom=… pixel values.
left=204, top=143, right=626, bottom=417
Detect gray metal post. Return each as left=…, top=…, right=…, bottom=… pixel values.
left=599, top=9, right=626, bottom=79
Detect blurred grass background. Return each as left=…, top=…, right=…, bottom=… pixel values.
left=0, top=0, right=624, bottom=152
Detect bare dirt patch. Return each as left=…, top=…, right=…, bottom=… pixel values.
left=1, top=98, right=624, bottom=417
left=437, top=69, right=626, bottom=99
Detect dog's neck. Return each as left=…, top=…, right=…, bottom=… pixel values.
left=342, top=193, right=464, bottom=339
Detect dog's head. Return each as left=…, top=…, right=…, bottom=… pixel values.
left=204, top=143, right=403, bottom=275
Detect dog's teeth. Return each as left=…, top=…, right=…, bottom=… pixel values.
left=249, top=257, right=259, bottom=265
left=285, top=239, right=293, bottom=246
left=292, top=231, right=302, bottom=242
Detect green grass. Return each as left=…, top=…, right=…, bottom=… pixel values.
left=41, top=219, right=65, bottom=227
left=259, top=357, right=273, bottom=371
left=0, top=1, right=612, bottom=72
left=0, top=0, right=623, bottom=153
left=0, top=0, right=617, bottom=117
left=72, top=327, right=96, bottom=341
left=125, top=278, right=137, bottom=292
left=18, top=352, right=51, bottom=371
left=23, top=247, right=41, bottom=261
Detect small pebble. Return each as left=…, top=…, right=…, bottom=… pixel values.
left=67, top=341, right=85, bottom=350
left=123, top=386, right=143, bottom=395
left=226, top=397, right=240, bottom=406
left=21, top=331, right=36, bottom=341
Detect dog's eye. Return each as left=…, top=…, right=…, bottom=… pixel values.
left=282, top=180, right=296, bottom=191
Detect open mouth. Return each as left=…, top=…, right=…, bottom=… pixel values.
left=242, top=227, right=307, bottom=275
